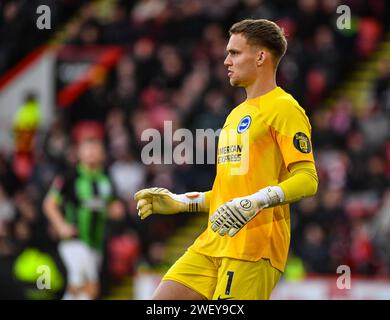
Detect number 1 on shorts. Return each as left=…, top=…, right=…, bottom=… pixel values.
left=225, top=271, right=234, bottom=295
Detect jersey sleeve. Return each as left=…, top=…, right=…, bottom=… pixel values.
left=47, top=174, right=72, bottom=204
left=268, top=97, right=315, bottom=170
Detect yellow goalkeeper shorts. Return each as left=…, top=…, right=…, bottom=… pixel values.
left=162, top=248, right=282, bottom=300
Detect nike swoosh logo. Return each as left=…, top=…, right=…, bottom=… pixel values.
left=217, top=295, right=234, bottom=300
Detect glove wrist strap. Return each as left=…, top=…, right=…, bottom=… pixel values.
left=171, top=192, right=206, bottom=213
left=185, top=192, right=206, bottom=212
left=250, top=186, right=285, bottom=209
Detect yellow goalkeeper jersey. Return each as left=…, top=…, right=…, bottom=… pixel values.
left=190, top=86, right=315, bottom=272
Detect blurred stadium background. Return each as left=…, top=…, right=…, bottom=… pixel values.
left=0, top=0, right=390, bottom=300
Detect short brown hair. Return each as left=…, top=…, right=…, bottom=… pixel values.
left=229, top=19, right=287, bottom=67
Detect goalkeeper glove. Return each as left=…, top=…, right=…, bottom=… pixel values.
left=134, top=187, right=208, bottom=220
left=210, top=186, right=284, bottom=237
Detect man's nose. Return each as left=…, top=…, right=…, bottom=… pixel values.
left=224, top=56, right=231, bottom=66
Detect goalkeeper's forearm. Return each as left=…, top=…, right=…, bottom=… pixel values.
left=134, top=187, right=211, bottom=219
left=277, top=161, right=318, bottom=204
left=176, top=190, right=212, bottom=213
left=244, top=161, right=318, bottom=208
left=172, top=190, right=211, bottom=213
left=210, top=161, right=318, bottom=237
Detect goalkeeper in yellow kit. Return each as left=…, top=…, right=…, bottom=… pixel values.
left=134, top=19, right=318, bottom=300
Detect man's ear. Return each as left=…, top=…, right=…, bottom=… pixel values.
left=256, top=50, right=266, bottom=66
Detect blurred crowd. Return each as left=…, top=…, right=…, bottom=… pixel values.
left=1, top=0, right=390, bottom=299
left=0, top=0, right=84, bottom=76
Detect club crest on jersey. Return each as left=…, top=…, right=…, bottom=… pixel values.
left=293, top=132, right=311, bottom=153
left=237, top=116, right=251, bottom=133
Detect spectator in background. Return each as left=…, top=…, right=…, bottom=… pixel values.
left=375, top=60, right=390, bottom=112
left=106, top=108, right=146, bottom=201
left=0, top=184, right=16, bottom=256
left=299, top=222, right=330, bottom=273
left=12, top=92, right=41, bottom=182
left=370, top=189, right=390, bottom=274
